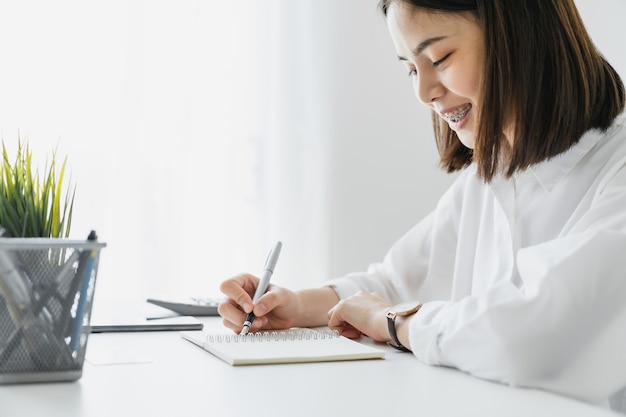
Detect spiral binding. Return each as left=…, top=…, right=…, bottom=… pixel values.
left=205, top=328, right=340, bottom=344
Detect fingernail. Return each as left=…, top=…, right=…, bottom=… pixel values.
left=243, top=303, right=252, bottom=313
left=255, top=303, right=267, bottom=315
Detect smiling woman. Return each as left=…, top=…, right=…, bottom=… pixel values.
left=2, top=10, right=626, bottom=407
left=216, top=0, right=626, bottom=414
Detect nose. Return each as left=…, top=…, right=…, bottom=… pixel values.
left=415, top=67, right=444, bottom=104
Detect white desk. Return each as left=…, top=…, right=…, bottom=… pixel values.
left=0, top=317, right=619, bottom=417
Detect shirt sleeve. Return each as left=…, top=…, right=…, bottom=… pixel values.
left=409, top=160, right=626, bottom=404
left=324, top=211, right=434, bottom=302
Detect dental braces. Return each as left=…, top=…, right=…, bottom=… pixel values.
left=443, top=105, right=471, bottom=123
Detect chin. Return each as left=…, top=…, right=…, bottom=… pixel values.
left=457, top=134, right=475, bottom=149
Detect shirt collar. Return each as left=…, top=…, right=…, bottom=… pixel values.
left=527, top=127, right=607, bottom=192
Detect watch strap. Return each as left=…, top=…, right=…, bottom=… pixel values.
left=386, top=303, right=422, bottom=352
left=387, top=313, right=411, bottom=351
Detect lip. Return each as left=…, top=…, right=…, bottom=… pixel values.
left=438, top=104, right=472, bottom=128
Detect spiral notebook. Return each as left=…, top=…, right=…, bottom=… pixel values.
left=180, top=328, right=385, bottom=366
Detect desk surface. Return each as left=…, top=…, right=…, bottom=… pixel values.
left=0, top=318, right=619, bottom=417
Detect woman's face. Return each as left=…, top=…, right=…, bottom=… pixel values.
left=386, top=4, right=484, bottom=149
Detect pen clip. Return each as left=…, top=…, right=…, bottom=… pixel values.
left=263, top=248, right=273, bottom=270
left=262, top=241, right=282, bottom=273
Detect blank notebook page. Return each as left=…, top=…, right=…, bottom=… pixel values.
left=180, top=328, right=385, bottom=366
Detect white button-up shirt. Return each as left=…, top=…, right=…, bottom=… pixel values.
left=328, top=115, right=626, bottom=408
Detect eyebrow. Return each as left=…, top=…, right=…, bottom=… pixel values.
left=397, top=36, right=448, bottom=61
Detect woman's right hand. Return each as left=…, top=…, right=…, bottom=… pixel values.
left=218, top=273, right=301, bottom=333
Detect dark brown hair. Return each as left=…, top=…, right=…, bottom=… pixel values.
left=379, top=0, right=625, bottom=181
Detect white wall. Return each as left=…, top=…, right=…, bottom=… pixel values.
left=575, top=0, right=626, bottom=78
left=1, top=0, right=623, bottom=296
left=324, top=2, right=453, bottom=279
left=322, top=0, right=626, bottom=280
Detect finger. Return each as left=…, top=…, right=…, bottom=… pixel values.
left=221, top=316, right=258, bottom=334
left=328, top=310, right=361, bottom=339
left=222, top=317, right=240, bottom=333
left=328, top=299, right=366, bottom=339
left=219, top=298, right=269, bottom=332
left=217, top=298, right=243, bottom=319
left=327, top=302, right=348, bottom=331
left=252, top=285, right=279, bottom=317
left=217, top=299, right=248, bottom=330
left=249, top=315, right=269, bottom=331
left=220, top=273, right=259, bottom=313
left=336, top=327, right=362, bottom=340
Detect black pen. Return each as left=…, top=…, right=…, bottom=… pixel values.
left=240, top=241, right=282, bottom=335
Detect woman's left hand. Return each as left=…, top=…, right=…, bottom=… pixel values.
left=327, top=291, right=392, bottom=342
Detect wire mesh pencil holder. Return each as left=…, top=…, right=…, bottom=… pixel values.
left=0, top=238, right=106, bottom=384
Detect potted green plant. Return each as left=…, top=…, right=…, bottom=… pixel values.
left=0, top=139, right=105, bottom=384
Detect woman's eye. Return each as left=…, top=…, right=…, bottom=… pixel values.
left=433, top=53, right=451, bottom=68
left=407, top=69, right=417, bottom=77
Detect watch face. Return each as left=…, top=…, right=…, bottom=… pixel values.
left=391, top=301, right=422, bottom=316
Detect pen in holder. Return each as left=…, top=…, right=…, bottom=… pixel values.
left=0, top=235, right=106, bottom=384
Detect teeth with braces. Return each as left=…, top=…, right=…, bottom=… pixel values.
left=442, top=105, right=472, bottom=123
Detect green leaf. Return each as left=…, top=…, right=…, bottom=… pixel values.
left=0, top=138, right=76, bottom=238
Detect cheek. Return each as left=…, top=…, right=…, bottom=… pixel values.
left=450, top=71, right=477, bottom=99
left=467, top=61, right=483, bottom=101
left=443, top=60, right=481, bottom=101
left=411, top=78, right=420, bottom=101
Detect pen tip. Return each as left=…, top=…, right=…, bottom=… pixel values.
left=240, top=326, right=249, bottom=336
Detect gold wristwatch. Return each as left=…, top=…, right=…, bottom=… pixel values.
left=386, top=301, right=422, bottom=352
